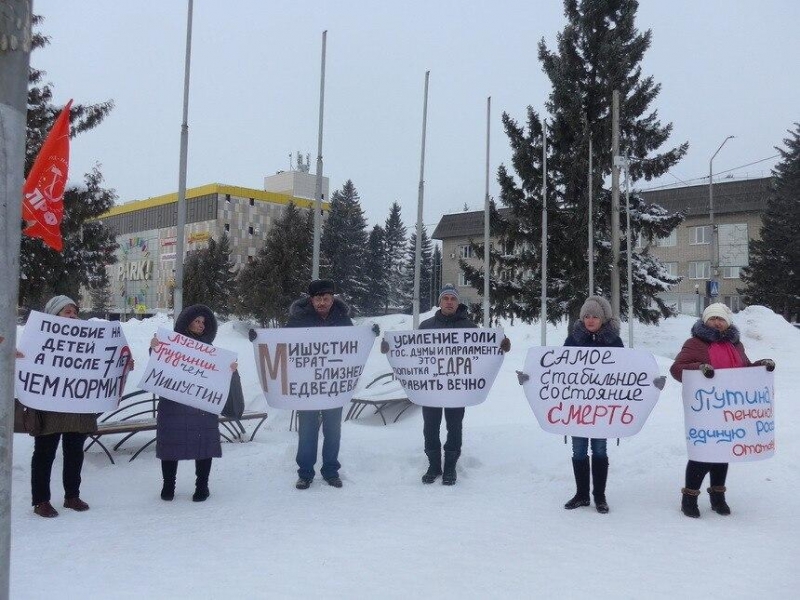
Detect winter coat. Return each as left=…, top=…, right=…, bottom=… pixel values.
left=669, top=320, right=751, bottom=382
left=156, top=304, right=223, bottom=461
left=285, top=297, right=354, bottom=328
left=563, top=319, right=624, bottom=348
left=418, top=304, right=478, bottom=330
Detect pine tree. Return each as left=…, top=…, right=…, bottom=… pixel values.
left=182, top=249, right=209, bottom=309
left=361, top=225, right=389, bottom=315
left=462, top=0, right=687, bottom=325
left=431, top=244, right=443, bottom=305
left=88, top=277, right=113, bottom=319
left=205, top=233, right=236, bottom=316
left=320, top=180, right=369, bottom=312
left=383, top=202, right=408, bottom=312
left=235, top=203, right=313, bottom=326
left=19, top=16, right=118, bottom=309
left=398, top=227, right=434, bottom=312
left=740, top=123, right=800, bottom=321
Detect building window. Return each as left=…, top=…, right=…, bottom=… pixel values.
left=248, top=226, right=254, bottom=236
left=718, top=223, right=749, bottom=270
left=691, top=226, right=711, bottom=245
left=663, top=262, right=678, bottom=278
left=249, top=198, right=255, bottom=206
left=459, top=245, right=473, bottom=259
left=225, top=194, right=231, bottom=203
left=688, top=261, right=710, bottom=279
left=722, top=266, right=741, bottom=279
left=224, top=223, right=230, bottom=232
left=654, top=230, right=677, bottom=247
left=458, top=271, right=468, bottom=287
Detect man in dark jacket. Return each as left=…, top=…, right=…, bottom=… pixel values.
left=286, top=279, right=353, bottom=489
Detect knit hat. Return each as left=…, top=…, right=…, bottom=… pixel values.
left=44, top=295, right=78, bottom=316
left=308, top=279, right=336, bottom=297
left=438, top=283, right=459, bottom=303
left=579, top=295, right=613, bottom=324
left=703, top=302, right=732, bottom=326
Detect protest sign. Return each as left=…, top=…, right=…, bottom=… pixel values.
left=252, top=326, right=374, bottom=410
left=384, top=328, right=505, bottom=408
left=682, top=367, right=775, bottom=462
left=521, top=346, right=662, bottom=438
left=15, top=311, right=131, bottom=413
left=137, top=327, right=236, bottom=415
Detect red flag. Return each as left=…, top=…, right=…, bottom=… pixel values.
left=22, top=99, right=73, bottom=251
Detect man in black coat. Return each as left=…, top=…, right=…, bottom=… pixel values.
left=286, top=279, right=353, bottom=490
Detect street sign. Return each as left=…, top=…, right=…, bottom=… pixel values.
left=706, top=280, right=720, bottom=297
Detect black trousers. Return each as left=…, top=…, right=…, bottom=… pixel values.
left=161, top=458, right=212, bottom=485
left=422, top=406, right=465, bottom=453
left=685, top=460, right=728, bottom=490
left=31, top=432, right=87, bottom=506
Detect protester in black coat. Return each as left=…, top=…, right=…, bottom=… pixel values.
left=562, top=296, right=624, bottom=514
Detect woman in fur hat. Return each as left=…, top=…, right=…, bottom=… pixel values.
left=562, top=295, right=623, bottom=514
left=670, top=302, right=775, bottom=518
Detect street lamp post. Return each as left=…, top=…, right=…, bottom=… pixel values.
left=708, top=135, right=735, bottom=304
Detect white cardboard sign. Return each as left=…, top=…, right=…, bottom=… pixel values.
left=682, top=367, right=775, bottom=462
left=384, top=328, right=506, bottom=408
left=137, top=327, right=236, bottom=415
left=521, top=346, right=662, bottom=438
left=252, top=326, right=374, bottom=410
left=15, top=311, right=132, bottom=413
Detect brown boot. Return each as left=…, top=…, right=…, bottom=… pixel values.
left=34, top=501, right=59, bottom=518
left=63, top=497, right=90, bottom=511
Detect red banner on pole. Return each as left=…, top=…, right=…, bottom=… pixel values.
left=22, top=100, right=73, bottom=251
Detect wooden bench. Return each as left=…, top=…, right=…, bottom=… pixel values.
left=345, top=372, right=413, bottom=425
left=84, top=389, right=269, bottom=464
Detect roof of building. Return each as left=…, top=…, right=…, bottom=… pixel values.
left=432, top=208, right=511, bottom=240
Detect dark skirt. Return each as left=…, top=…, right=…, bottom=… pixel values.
left=156, top=398, right=222, bottom=461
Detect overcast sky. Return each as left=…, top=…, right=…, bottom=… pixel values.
left=34, top=0, right=800, bottom=230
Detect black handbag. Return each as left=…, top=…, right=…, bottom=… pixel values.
left=14, top=399, right=43, bottom=436
left=221, top=370, right=245, bottom=419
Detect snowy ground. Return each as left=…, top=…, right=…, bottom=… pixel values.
left=10, top=306, right=800, bottom=599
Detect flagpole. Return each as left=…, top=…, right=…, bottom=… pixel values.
left=173, top=0, right=193, bottom=318
left=0, top=2, right=33, bottom=595
left=412, top=70, right=429, bottom=329
left=540, top=118, right=547, bottom=346
left=311, top=30, right=327, bottom=280
left=482, top=96, right=491, bottom=328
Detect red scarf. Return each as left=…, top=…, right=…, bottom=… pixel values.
left=708, top=341, right=744, bottom=369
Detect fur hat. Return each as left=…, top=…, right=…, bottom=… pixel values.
left=703, top=302, right=732, bottom=326
left=308, top=279, right=336, bottom=297
left=579, top=295, right=613, bottom=324
left=44, top=295, right=78, bottom=316
left=438, top=283, right=460, bottom=303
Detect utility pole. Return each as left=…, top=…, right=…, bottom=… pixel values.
left=173, top=0, right=194, bottom=317
left=0, top=3, right=32, bottom=597
left=623, top=155, right=634, bottom=347
left=482, top=96, right=491, bottom=328
left=412, top=71, right=429, bottom=329
left=610, top=90, right=621, bottom=318
left=540, top=118, right=548, bottom=346
left=587, top=124, right=594, bottom=297
left=708, top=135, right=735, bottom=305
left=311, top=30, right=327, bottom=280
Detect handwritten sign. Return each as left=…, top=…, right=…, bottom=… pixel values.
left=137, top=327, right=236, bottom=415
left=521, top=347, right=662, bottom=437
left=252, top=326, right=374, bottom=410
left=15, top=311, right=131, bottom=413
left=682, top=367, right=775, bottom=462
left=384, top=328, right=505, bottom=408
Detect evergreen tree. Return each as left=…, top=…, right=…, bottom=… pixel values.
left=398, top=227, right=433, bottom=312
left=462, top=0, right=687, bottom=325
left=235, top=203, right=313, bottom=326
left=205, top=233, right=236, bottom=316
left=740, top=123, right=800, bottom=321
left=88, top=276, right=113, bottom=318
left=361, top=225, right=389, bottom=315
left=383, top=202, right=408, bottom=312
left=19, top=16, right=118, bottom=309
left=182, top=249, right=210, bottom=310
left=431, top=244, right=443, bottom=304
left=320, top=180, right=369, bottom=312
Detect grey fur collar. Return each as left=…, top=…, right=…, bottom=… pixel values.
left=691, top=319, right=740, bottom=344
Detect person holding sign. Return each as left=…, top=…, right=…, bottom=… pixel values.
left=670, top=302, right=774, bottom=518
left=287, top=280, right=354, bottom=490
left=154, top=305, right=240, bottom=502
left=562, top=296, right=623, bottom=514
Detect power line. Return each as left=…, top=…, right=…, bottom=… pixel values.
left=638, top=154, right=779, bottom=192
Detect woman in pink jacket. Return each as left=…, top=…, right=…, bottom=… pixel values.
left=670, top=303, right=774, bottom=518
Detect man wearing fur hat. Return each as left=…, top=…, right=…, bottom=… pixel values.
left=562, top=295, right=623, bottom=514
left=286, top=279, right=353, bottom=490
left=670, top=302, right=775, bottom=518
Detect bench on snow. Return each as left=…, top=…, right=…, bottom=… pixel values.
left=84, top=389, right=269, bottom=464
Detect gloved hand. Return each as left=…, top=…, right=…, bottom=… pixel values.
left=515, top=370, right=529, bottom=385
left=248, top=328, right=257, bottom=342
left=699, top=363, right=715, bottom=379
left=653, top=376, right=666, bottom=390
left=500, top=337, right=511, bottom=352
left=372, top=323, right=381, bottom=336
left=753, top=358, right=775, bottom=372
left=380, top=340, right=390, bottom=354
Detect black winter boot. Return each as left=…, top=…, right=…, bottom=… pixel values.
left=442, top=451, right=459, bottom=486
left=592, top=456, right=609, bottom=514
left=681, top=487, right=701, bottom=518
left=160, top=460, right=177, bottom=501
left=564, top=458, right=591, bottom=509
left=708, top=486, right=731, bottom=515
left=422, top=450, right=442, bottom=484
left=193, top=458, right=211, bottom=502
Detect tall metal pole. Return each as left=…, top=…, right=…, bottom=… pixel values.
left=311, top=30, right=327, bottom=280
left=708, top=135, right=734, bottom=304
left=0, top=3, right=32, bottom=596
left=610, top=90, right=621, bottom=317
left=173, top=0, right=194, bottom=317
left=482, top=96, right=491, bottom=327
left=624, top=156, right=634, bottom=347
left=588, top=134, right=594, bottom=296
left=412, top=71, right=429, bottom=329
left=540, top=118, right=547, bottom=346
